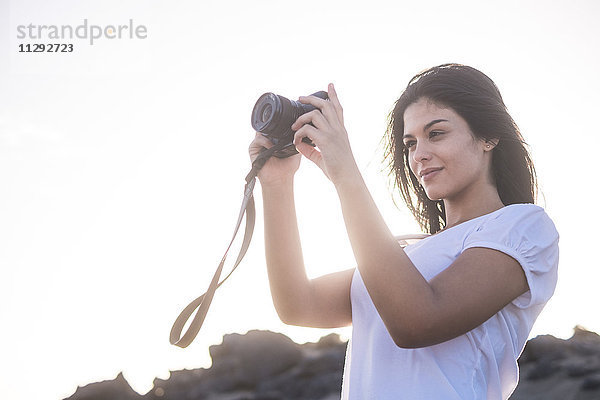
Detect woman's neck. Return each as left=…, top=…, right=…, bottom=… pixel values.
left=442, top=183, right=505, bottom=231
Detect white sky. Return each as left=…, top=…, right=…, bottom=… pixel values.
left=1, top=0, right=599, bottom=399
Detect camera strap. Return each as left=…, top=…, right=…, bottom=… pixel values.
left=169, top=138, right=430, bottom=348
left=169, top=140, right=289, bottom=348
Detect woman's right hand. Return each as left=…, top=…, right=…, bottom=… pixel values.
left=248, top=132, right=301, bottom=186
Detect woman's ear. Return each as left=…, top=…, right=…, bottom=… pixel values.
left=483, top=138, right=499, bottom=151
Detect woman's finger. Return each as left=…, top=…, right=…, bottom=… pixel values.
left=296, top=139, right=323, bottom=169
left=250, top=132, right=273, bottom=149
left=293, top=124, right=320, bottom=148
left=249, top=132, right=275, bottom=161
left=297, top=94, right=339, bottom=126
left=327, top=83, right=344, bottom=125
left=291, top=109, right=330, bottom=131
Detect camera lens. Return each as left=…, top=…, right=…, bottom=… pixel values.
left=251, top=93, right=281, bottom=134
left=260, top=104, right=272, bottom=123
left=251, top=90, right=328, bottom=158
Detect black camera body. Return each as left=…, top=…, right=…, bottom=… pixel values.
left=251, top=90, right=328, bottom=158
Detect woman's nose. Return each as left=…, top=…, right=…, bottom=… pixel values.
left=412, top=141, right=432, bottom=163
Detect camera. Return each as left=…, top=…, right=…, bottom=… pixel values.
left=251, top=90, right=329, bottom=158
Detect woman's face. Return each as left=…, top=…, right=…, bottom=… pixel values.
left=402, top=97, right=492, bottom=202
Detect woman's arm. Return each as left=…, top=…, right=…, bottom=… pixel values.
left=249, top=133, right=352, bottom=329
left=261, top=180, right=353, bottom=328
left=293, top=85, right=528, bottom=348
left=334, top=174, right=528, bottom=348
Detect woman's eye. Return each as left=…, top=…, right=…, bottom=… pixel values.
left=404, top=132, right=443, bottom=149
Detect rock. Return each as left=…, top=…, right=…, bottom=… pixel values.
left=146, top=368, right=207, bottom=400
left=518, top=334, right=567, bottom=365
left=511, top=326, right=600, bottom=399
left=570, top=325, right=600, bottom=356
left=297, top=350, right=345, bottom=379
left=565, top=358, right=600, bottom=378
left=525, top=356, right=563, bottom=381
left=314, top=333, right=347, bottom=350
left=64, top=326, right=600, bottom=400
left=581, top=373, right=600, bottom=391
left=64, top=372, right=141, bottom=400
left=210, top=330, right=302, bottom=381
left=206, top=330, right=304, bottom=392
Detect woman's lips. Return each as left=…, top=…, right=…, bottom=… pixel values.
left=422, top=168, right=442, bottom=182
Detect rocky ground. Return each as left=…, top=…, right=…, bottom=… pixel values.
left=510, top=326, right=600, bottom=399
left=64, top=326, right=600, bottom=400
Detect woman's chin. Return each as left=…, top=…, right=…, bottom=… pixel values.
left=424, top=188, right=444, bottom=201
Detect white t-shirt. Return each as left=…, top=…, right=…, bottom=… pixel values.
left=341, top=203, right=559, bottom=400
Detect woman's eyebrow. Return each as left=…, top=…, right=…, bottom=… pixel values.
left=403, top=119, right=449, bottom=139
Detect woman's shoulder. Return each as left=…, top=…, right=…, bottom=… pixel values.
left=398, top=203, right=558, bottom=249
left=486, top=202, right=544, bottom=218
left=468, top=202, right=559, bottom=246
left=498, top=202, right=544, bottom=214
left=485, top=203, right=557, bottom=230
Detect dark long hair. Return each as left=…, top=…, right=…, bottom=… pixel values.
left=382, top=63, right=538, bottom=234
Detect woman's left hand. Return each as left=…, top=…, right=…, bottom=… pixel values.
left=292, top=83, right=360, bottom=185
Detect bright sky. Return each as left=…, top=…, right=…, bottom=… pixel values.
left=1, top=0, right=598, bottom=399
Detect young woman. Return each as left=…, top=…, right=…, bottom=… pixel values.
left=248, top=64, right=559, bottom=400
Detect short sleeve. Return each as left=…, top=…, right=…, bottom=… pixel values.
left=462, top=204, right=559, bottom=308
